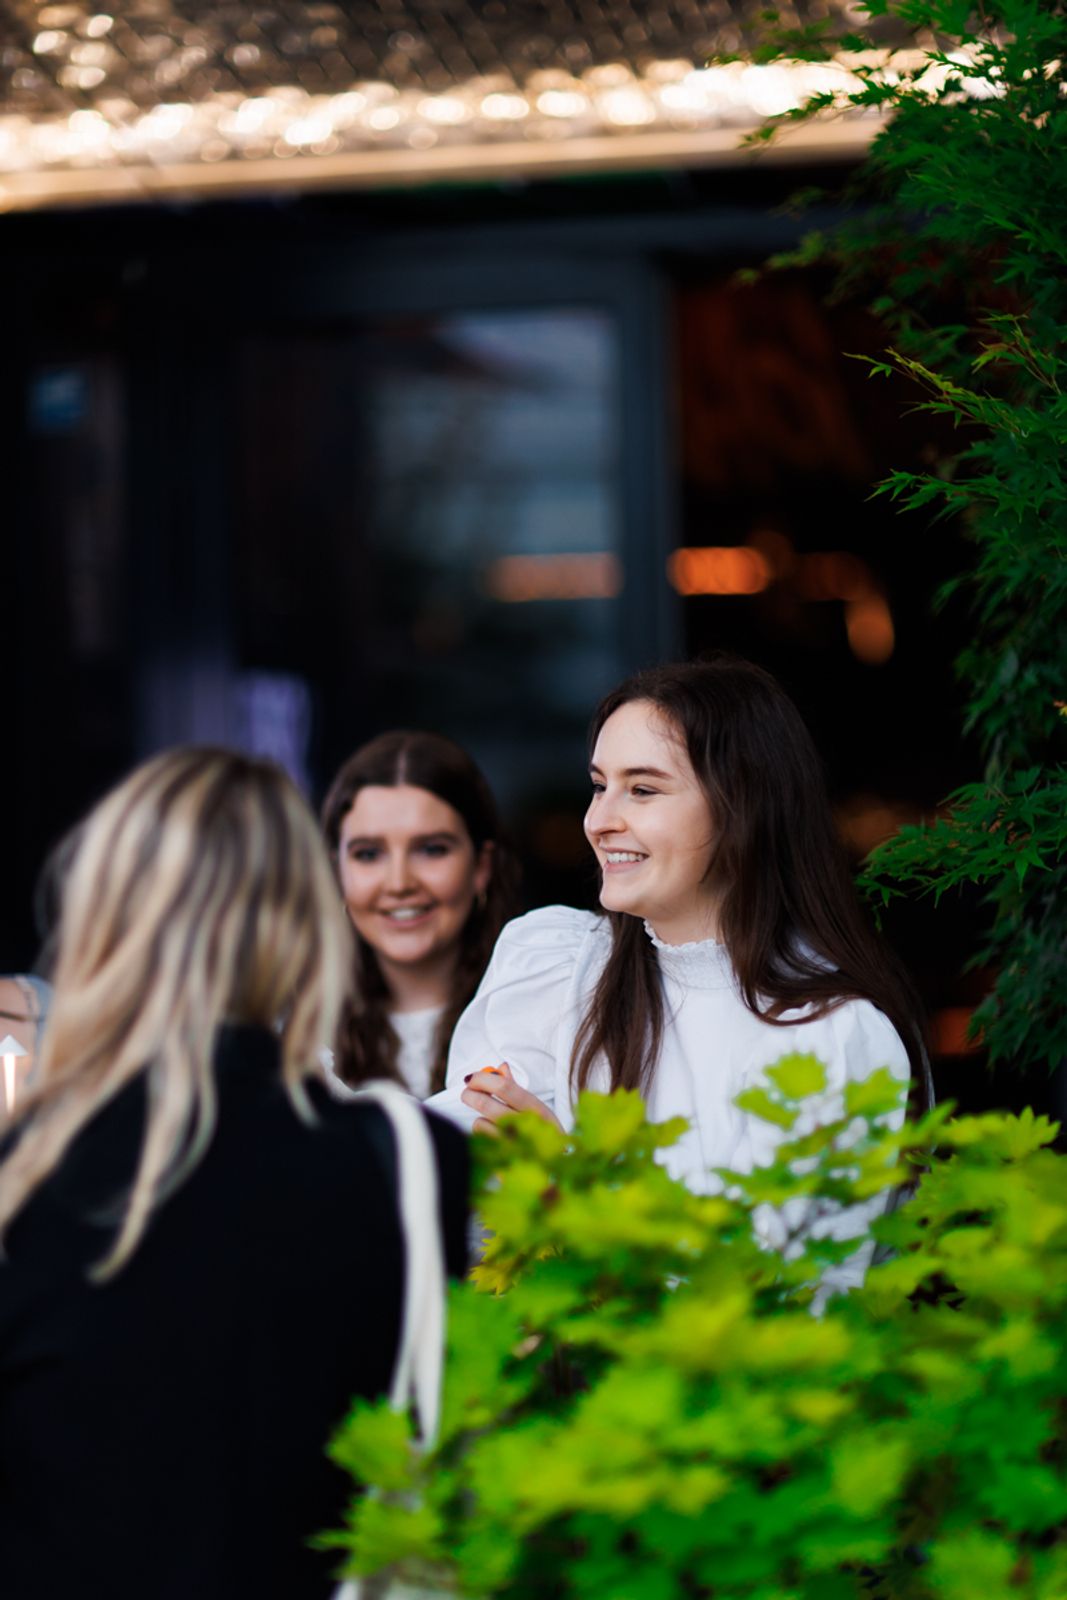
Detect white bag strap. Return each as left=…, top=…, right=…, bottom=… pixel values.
left=353, top=1081, right=447, bottom=1448
left=330, top=1083, right=449, bottom=1600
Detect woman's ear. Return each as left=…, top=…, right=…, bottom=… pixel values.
left=473, top=840, right=494, bottom=902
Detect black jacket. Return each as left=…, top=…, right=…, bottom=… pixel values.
left=0, top=1026, right=468, bottom=1599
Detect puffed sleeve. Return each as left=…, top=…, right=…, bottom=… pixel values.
left=746, top=998, right=912, bottom=1306
left=425, top=906, right=602, bottom=1134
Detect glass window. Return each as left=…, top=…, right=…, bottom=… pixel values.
left=235, top=304, right=625, bottom=903
left=353, top=307, right=623, bottom=811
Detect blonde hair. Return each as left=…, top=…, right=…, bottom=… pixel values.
left=0, top=747, right=353, bottom=1275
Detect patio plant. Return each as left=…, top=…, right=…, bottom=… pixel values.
left=325, top=1069, right=1067, bottom=1598
left=737, top=0, right=1067, bottom=1071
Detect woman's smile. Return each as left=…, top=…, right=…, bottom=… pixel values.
left=338, top=784, right=492, bottom=979
left=378, top=904, right=436, bottom=926
left=600, top=850, right=649, bottom=870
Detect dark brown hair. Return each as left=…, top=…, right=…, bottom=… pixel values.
left=573, top=657, right=928, bottom=1101
left=321, top=731, right=520, bottom=1094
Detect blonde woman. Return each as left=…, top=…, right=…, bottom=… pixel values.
left=0, top=749, right=468, bottom=1600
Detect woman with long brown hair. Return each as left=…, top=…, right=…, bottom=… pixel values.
left=435, top=656, right=927, bottom=1292
left=321, top=730, right=520, bottom=1098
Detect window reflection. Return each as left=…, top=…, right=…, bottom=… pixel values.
left=355, top=308, right=623, bottom=809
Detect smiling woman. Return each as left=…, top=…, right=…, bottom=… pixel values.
left=588, top=699, right=721, bottom=945
left=430, top=656, right=930, bottom=1295
left=321, top=731, right=520, bottom=1098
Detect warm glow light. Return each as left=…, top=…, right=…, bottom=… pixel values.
left=746, top=527, right=796, bottom=579
left=142, top=103, right=193, bottom=138
left=930, top=1008, right=981, bottom=1056
left=485, top=552, right=622, bottom=602
left=58, top=64, right=106, bottom=89
left=366, top=105, right=402, bottom=131
left=598, top=88, right=656, bottom=126
left=418, top=95, right=470, bottom=125
left=284, top=116, right=334, bottom=147
left=845, top=594, right=895, bottom=664
left=835, top=793, right=918, bottom=856
left=667, top=546, right=772, bottom=597
left=584, top=63, right=633, bottom=89
left=645, top=59, right=693, bottom=84
left=331, top=91, right=368, bottom=122
left=0, top=49, right=882, bottom=207
left=659, top=78, right=713, bottom=115
left=481, top=93, right=529, bottom=122
left=797, top=551, right=873, bottom=602
left=740, top=65, right=803, bottom=117
left=70, top=40, right=112, bottom=67
left=537, top=89, right=588, bottom=118
left=229, top=98, right=275, bottom=133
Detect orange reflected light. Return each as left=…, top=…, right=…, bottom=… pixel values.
left=668, top=541, right=894, bottom=664
left=485, top=551, right=623, bottom=603
left=930, top=1008, right=982, bottom=1057
left=845, top=594, right=895, bottom=664
left=667, top=546, right=771, bottom=596
left=835, top=793, right=919, bottom=857
left=797, top=551, right=872, bottom=602
left=749, top=527, right=796, bottom=580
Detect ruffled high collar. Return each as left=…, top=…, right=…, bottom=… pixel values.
left=643, top=922, right=735, bottom=990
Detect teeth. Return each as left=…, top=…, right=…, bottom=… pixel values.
left=385, top=908, right=430, bottom=920
left=604, top=852, right=645, bottom=864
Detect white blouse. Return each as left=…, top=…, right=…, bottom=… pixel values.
left=322, top=1004, right=445, bottom=1102
left=389, top=1006, right=445, bottom=1101
left=428, top=905, right=911, bottom=1295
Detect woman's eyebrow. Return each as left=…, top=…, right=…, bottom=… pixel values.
left=589, top=764, right=674, bottom=780
left=346, top=831, right=460, bottom=847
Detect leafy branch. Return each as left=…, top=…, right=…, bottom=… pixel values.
left=729, top=0, right=1067, bottom=1071
left=326, top=1079, right=1067, bottom=1599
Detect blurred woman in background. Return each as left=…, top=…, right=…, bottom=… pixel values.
left=0, top=748, right=467, bottom=1600
left=0, top=825, right=81, bottom=1110
left=322, top=730, right=519, bottom=1098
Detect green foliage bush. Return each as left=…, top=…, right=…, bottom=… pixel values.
left=325, top=1068, right=1067, bottom=1599
left=738, top=0, right=1067, bottom=1070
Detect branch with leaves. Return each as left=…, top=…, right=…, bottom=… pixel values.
left=324, top=1079, right=1067, bottom=1600
left=729, top=0, right=1067, bottom=1071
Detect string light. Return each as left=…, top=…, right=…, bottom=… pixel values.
left=417, top=95, right=470, bottom=125
left=0, top=41, right=880, bottom=205
left=480, top=92, right=530, bottom=121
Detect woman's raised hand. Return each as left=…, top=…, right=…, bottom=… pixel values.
left=460, top=1063, right=563, bottom=1136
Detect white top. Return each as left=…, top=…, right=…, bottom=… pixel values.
left=428, top=905, right=911, bottom=1296
left=321, top=1004, right=445, bottom=1102
left=390, top=1006, right=445, bottom=1101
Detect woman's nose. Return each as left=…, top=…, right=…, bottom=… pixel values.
left=383, top=851, right=415, bottom=894
left=587, top=794, right=623, bottom=839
